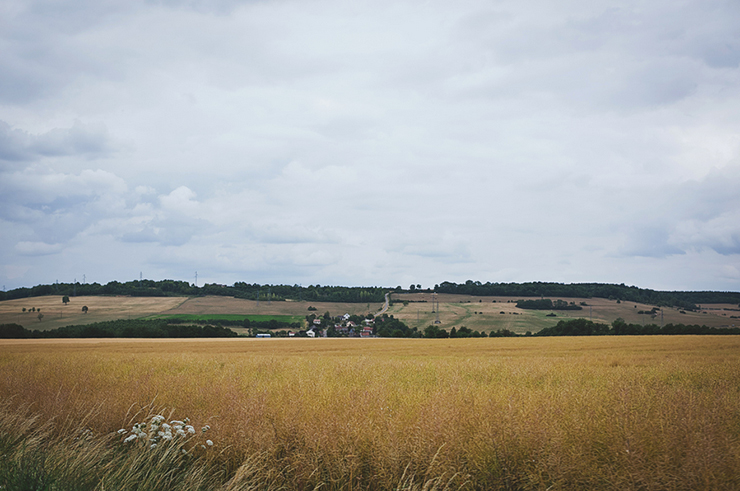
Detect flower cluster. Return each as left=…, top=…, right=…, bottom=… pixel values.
left=117, top=414, right=213, bottom=451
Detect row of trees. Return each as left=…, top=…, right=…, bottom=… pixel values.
left=535, top=318, right=740, bottom=336
left=3, top=316, right=735, bottom=339
left=0, top=280, right=387, bottom=303
left=516, top=299, right=583, bottom=310
left=0, top=320, right=238, bottom=339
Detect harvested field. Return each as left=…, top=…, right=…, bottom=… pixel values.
left=159, top=295, right=383, bottom=318
left=0, top=295, right=187, bottom=331
left=388, top=293, right=739, bottom=333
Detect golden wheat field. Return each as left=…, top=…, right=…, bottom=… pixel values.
left=1, top=336, right=740, bottom=490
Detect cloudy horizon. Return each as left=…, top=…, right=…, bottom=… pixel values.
left=2, top=0, right=740, bottom=292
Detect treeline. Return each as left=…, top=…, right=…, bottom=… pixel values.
left=401, top=319, right=740, bottom=338
left=0, top=319, right=237, bottom=339
left=374, top=315, right=418, bottom=338
left=535, top=318, right=740, bottom=336
left=0, top=280, right=386, bottom=303
left=166, top=317, right=301, bottom=330
left=0, top=280, right=196, bottom=300
left=434, top=281, right=740, bottom=310
left=516, top=299, right=583, bottom=310
left=371, top=317, right=514, bottom=339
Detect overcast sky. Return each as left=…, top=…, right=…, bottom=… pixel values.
left=1, top=0, right=740, bottom=292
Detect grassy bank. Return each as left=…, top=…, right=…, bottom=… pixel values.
left=1, top=337, right=739, bottom=490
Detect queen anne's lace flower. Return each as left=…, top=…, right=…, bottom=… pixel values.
left=119, top=413, right=214, bottom=452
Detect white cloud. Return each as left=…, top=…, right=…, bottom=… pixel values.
left=1, top=0, right=739, bottom=291
left=159, top=186, right=199, bottom=213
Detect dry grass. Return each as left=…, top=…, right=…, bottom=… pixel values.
left=389, top=293, right=740, bottom=333
left=1, top=336, right=739, bottom=490
left=160, top=296, right=383, bottom=318
left=2, top=293, right=735, bottom=335
left=0, top=295, right=187, bottom=330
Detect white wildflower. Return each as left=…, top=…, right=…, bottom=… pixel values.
left=206, top=440, right=213, bottom=447
left=124, top=434, right=138, bottom=443
left=202, top=425, right=210, bottom=433
left=117, top=429, right=127, bottom=435
left=150, top=443, right=157, bottom=449
left=186, top=425, right=195, bottom=434
left=176, top=429, right=186, bottom=437
left=162, top=434, right=172, bottom=441
left=170, top=420, right=184, bottom=426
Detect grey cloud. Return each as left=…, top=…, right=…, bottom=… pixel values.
left=446, top=2, right=733, bottom=111
left=0, top=121, right=115, bottom=163
left=620, top=225, right=686, bottom=258
left=619, top=163, right=740, bottom=258
left=15, top=241, right=64, bottom=256
left=119, top=222, right=202, bottom=246
left=0, top=167, right=129, bottom=250
left=0, top=168, right=127, bottom=208
left=145, top=0, right=265, bottom=15
left=0, top=1, right=136, bottom=104
left=0, top=122, right=32, bottom=161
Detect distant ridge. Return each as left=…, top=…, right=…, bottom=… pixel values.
left=2, top=279, right=739, bottom=309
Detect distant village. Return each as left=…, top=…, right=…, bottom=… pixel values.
left=259, top=312, right=376, bottom=338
